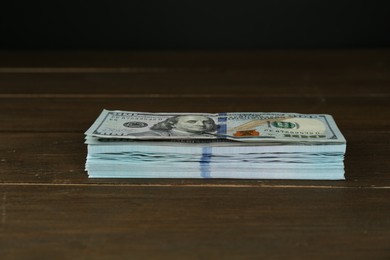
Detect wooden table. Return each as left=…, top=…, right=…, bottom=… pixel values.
left=0, top=50, right=389, bottom=259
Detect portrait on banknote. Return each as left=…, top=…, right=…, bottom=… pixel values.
left=142, top=115, right=218, bottom=137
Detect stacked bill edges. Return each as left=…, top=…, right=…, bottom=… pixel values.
left=85, top=110, right=346, bottom=180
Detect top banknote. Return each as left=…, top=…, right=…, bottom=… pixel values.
left=85, top=110, right=346, bottom=143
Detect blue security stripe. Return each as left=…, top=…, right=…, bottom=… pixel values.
left=217, top=113, right=227, bottom=138
left=217, top=124, right=227, bottom=137
left=218, top=112, right=227, bottom=122
left=200, top=147, right=212, bottom=178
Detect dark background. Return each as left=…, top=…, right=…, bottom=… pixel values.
left=1, top=1, right=389, bottom=50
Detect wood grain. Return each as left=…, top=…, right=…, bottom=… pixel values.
left=0, top=50, right=389, bottom=68
left=0, top=185, right=389, bottom=259
left=0, top=50, right=389, bottom=259
left=0, top=69, right=389, bottom=97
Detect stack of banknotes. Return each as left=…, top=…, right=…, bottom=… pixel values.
left=85, top=110, right=346, bottom=180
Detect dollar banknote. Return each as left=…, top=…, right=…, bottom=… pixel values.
left=85, top=110, right=346, bottom=143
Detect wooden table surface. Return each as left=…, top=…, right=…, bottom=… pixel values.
left=0, top=50, right=389, bottom=259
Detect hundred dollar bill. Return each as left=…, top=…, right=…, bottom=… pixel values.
left=85, top=110, right=346, bottom=143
